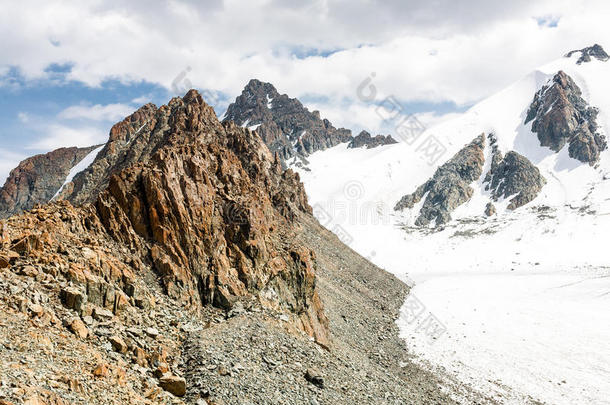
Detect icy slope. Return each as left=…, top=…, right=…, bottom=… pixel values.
left=51, top=144, right=105, bottom=200
left=293, top=53, right=610, bottom=404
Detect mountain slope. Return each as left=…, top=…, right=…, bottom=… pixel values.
left=0, top=146, right=100, bottom=218
left=293, top=46, right=610, bottom=404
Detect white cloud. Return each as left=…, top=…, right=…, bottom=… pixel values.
left=17, top=112, right=29, bottom=123
left=58, top=103, right=133, bottom=122
left=132, top=95, right=152, bottom=105
left=0, top=149, right=25, bottom=187
left=0, top=0, right=609, bottom=135
left=27, top=124, right=106, bottom=151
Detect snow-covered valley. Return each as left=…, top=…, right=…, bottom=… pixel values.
left=294, top=52, right=610, bottom=404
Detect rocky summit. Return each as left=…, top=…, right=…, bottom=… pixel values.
left=525, top=70, right=607, bottom=165
left=347, top=130, right=398, bottom=149
left=222, top=79, right=353, bottom=164
left=565, top=44, right=609, bottom=64
left=0, top=90, right=479, bottom=404
left=0, top=146, right=100, bottom=219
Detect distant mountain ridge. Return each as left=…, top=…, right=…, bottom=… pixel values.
left=222, top=79, right=353, bottom=164
left=0, top=145, right=100, bottom=218
left=392, top=46, right=608, bottom=226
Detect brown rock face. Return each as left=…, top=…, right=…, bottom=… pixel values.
left=525, top=70, right=606, bottom=165
left=0, top=146, right=100, bottom=218
left=55, top=90, right=328, bottom=344
left=158, top=375, right=187, bottom=397
left=222, top=79, right=353, bottom=163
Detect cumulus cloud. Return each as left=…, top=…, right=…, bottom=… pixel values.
left=0, top=149, right=25, bottom=187
left=0, top=0, right=609, bottom=142
left=58, top=103, right=133, bottom=122
left=26, top=124, right=107, bottom=151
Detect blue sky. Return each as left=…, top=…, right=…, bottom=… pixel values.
left=1, top=0, right=609, bottom=183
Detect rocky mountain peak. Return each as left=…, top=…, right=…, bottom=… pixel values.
left=348, top=130, right=398, bottom=149
left=565, top=44, right=609, bottom=64
left=4, top=89, right=330, bottom=347
left=242, top=78, right=281, bottom=100
left=223, top=79, right=353, bottom=163
left=525, top=70, right=606, bottom=164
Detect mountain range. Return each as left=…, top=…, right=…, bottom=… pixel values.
left=0, top=44, right=609, bottom=404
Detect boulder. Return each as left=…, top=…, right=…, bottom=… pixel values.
left=305, top=368, right=324, bottom=388
left=60, top=287, right=87, bottom=313
left=158, top=375, right=187, bottom=397
left=69, top=318, right=89, bottom=339
left=109, top=335, right=128, bottom=353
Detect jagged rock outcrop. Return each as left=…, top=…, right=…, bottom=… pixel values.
left=485, top=152, right=546, bottom=210
left=0, top=146, right=99, bottom=218
left=222, top=79, right=352, bottom=163
left=565, top=44, right=609, bottom=64
left=59, top=90, right=328, bottom=345
left=483, top=134, right=546, bottom=210
left=348, top=130, right=398, bottom=149
left=484, top=202, right=496, bottom=217
left=394, top=134, right=486, bottom=226
left=525, top=70, right=606, bottom=165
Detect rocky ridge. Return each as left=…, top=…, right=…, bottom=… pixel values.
left=0, top=146, right=100, bottom=219
left=394, top=134, right=486, bottom=226
left=565, top=44, right=609, bottom=64
left=347, top=131, right=398, bottom=149
left=395, top=133, right=546, bottom=226
left=69, top=90, right=327, bottom=344
left=525, top=70, right=607, bottom=165
left=222, top=79, right=353, bottom=164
